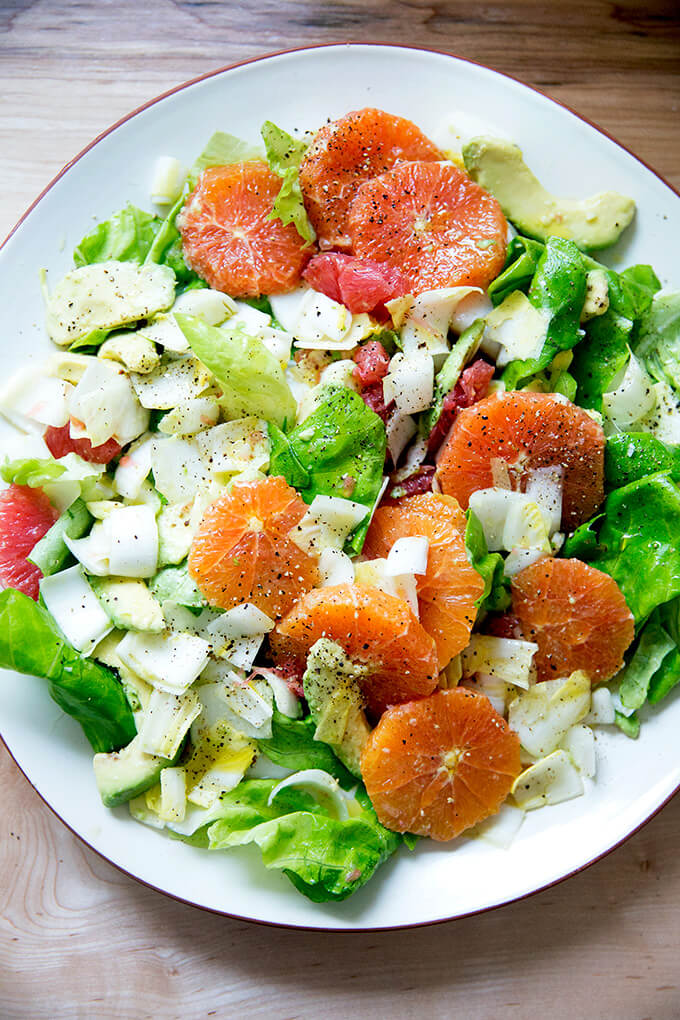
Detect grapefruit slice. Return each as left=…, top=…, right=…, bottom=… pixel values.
left=299, top=108, right=442, bottom=249
left=347, top=160, right=507, bottom=294
left=436, top=391, right=605, bottom=529
left=363, top=492, right=484, bottom=668
left=187, top=476, right=319, bottom=619
left=303, top=252, right=408, bottom=314
left=360, top=688, right=522, bottom=841
left=270, top=583, right=439, bottom=717
left=44, top=424, right=121, bottom=465
left=0, top=484, right=58, bottom=600
left=179, top=162, right=311, bottom=297
left=511, top=557, right=635, bottom=683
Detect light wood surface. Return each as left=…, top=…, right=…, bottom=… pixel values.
left=1, top=2, right=680, bottom=1017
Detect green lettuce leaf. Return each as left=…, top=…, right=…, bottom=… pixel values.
left=73, top=204, right=160, bottom=266
left=464, top=509, right=511, bottom=613
left=633, top=292, right=680, bottom=393
left=257, top=708, right=356, bottom=789
left=615, top=710, right=640, bottom=739
left=618, top=615, right=675, bottom=711
left=144, top=194, right=202, bottom=289
left=501, top=237, right=588, bottom=389
left=176, top=314, right=296, bottom=428
left=604, top=432, right=680, bottom=490
left=648, top=644, right=680, bottom=705
left=206, top=777, right=402, bottom=902
left=261, top=121, right=315, bottom=244
left=563, top=472, right=680, bottom=623
left=487, top=235, right=546, bottom=306
left=0, top=588, right=136, bottom=753
left=190, top=130, right=263, bottom=183
left=267, top=386, right=386, bottom=554
left=572, top=264, right=660, bottom=412
left=1, top=457, right=65, bottom=488
left=148, top=561, right=207, bottom=611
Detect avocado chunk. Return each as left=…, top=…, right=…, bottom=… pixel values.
left=462, top=136, right=635, bottom=251
left=28, top=498, right=91, bottom=577
left=89, top=576, right=165, bottom=632
left=93, top=733, right=175, bottom=807
left=303, top=638, right=371, bottom=778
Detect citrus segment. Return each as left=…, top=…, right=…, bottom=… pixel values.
left=303, top=252, right=408, bottom=314
left=187, top=476, right=318, bottom=619
left=270, top=583, right=439, bottom=717
left=299, top=108, right=442, bottom=250
left=436, top=391, right=605, bottom=529
left=0, top=484, right=58, bottom=600
left=360, top=688, right=522, bottom=841
left=179, top=162, right=311, bottom=297
left=363, top=492, right=484, bottom=668
left=347, top=160, right=508, bottom=294
left=511, top=557, right=635, bottom=683
left=44, top=424, right=121, bottom=464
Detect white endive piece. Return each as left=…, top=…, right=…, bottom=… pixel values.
left=0, top=365, right=71, bottom=430
left=602, top=352, right=656, bottom=428
left=511, top=749, right=584, bottom=810
left=196, top=418, right=270, bottom=477
left=382, top=350, right=434, bottom=414
left=117, top=630, right=211, bottom=694
left=172, top=288, right=236, bottom=325
left=290, top=495, right=368, bottom=556
left=508, top=671, right=591, bottom=758
left=151, top=156, right=188, bottom=205
left=130, top=356, right=213, bottom=410
left=139, top=688, right=202, bottom=759
left=101, top=504, right=158, bottom=578
left=399, top=287, right=484, bottom=356
left=483, top=291, right=552, bottom=367
left=317, top=547, right=355, bottom=587
left=39, top=566, right=112, bottom=655
left=69, top=359, right=149, bottom=446
left=149, top=435, right=208, bottom=504
left=462, top=635, right=538, bottom=690
left=292, top=290, right=352, bottom=347
left=385, top=536, right=429, bottom=577
left=114, top=434, right=155, bottom=500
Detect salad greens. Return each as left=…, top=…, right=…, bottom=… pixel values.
left=0, top=589, right=135, bottom=753
left=267, top=387, right=386, bottom=553
left=3, top=105, right=680, bottom=911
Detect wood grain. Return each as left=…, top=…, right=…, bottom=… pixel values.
left=1, top=2, right=680, bottom=1017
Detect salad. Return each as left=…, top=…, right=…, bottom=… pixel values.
left=1, top=105, right=679, bottom=905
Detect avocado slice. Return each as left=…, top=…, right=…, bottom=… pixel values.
left=303, top=638, right=372, bottom=777
left=462, top=136, right=635, bottom=251
left=28, top=498, right=91, bottom=577
left=93, top=734, right=176, bottom=807
left=89, top=576, right=165, bottom=632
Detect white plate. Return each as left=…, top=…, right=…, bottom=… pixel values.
left=1, top=44, right=679, bottom=931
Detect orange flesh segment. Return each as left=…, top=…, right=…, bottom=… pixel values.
left=436, top=390, right=605, bottom=529
left=187, top=476, right=319, bottom=619
left=360, top=688, right=522, bottom=841
left=363, top=492, right=483, bottom=669
left=270, top=583, right=439, bottom=717
left=511, top=557, right=635, bottom=684
left=179, top=161, right=311, bottom=297
left=347, top=160, right=507, bottom=294
left=299, top=107, right=442, bottom=250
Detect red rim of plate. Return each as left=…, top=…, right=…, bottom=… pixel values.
left=1, top=41, right=679, bottom=933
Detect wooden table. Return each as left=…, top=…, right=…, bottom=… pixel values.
left=1, top=3, right=680, bottom=1017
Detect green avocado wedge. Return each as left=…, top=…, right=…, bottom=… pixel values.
left=463, top=136, right=635, bottom=251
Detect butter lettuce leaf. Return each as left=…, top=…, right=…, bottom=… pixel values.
left=190, top=130, right=263, bottom=183
left=206, top=777, right=402, bottom=902
left=267, top=386, right=386, bottom=553
left=1, top=457, right=65, bottom=488
left=563, top=472, right=680, bottom=623
left=488, top=235, right=546, bottom=306
left=261, top=121, right=315, bottom=244
left=618, top=615, right=675, bottom=711
left=633, top=291, right=680, bottom=393
left=144, top=194, right=203, bottom=288
left=74, top=204, right=160, bottom=267
left=464, top=509, right=510, bottom=613
left=502, top=237, right=588, bottom=389
left=0, top=588, right=136, bottom=752
left=176, top=314, right=296, bottom=428
left=605, top=432, right=680, bottom=490
left=257, top=708, right=356, bottom=789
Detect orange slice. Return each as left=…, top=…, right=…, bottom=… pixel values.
left=360, top=688, right=522, bottom=841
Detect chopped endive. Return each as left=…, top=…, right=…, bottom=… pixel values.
left=482, top=289, right=551, bottom=368
left=353, top=558, right=420, bottom=618
left=268, top=769, right=353, bottom=821
left=382, top=350, right=434, bottom=414
left=0, top=365, right=71, bottom=431
left=45, top=260, right=176, bottom=345
left=584, top=686, right=616, bottom=725
left=468, top=488, right=549, bottom=551
left=69, top=359, right=149, bottom=447
left=172, top=288, right=236, bottom=324
left=101, top=504, right=158, bottom=578
left=561, top=724, right=596, bottom=778
left=468, top=803, right=525, bottom=848
left=157, top=502, right=194, bottom=567
left=289, top=494, right=368, bottom=556
left=385, top=536, right=429, bottom=577
left=184, top=719, right=256, bottom=808
left=317, top=547, right=355, bottom=587
left=462, top=672, right=511, bottom=716
left=602, top=351, right=656, bottom=428
left=508, top=671, right=591, bottom=758
left=399, top=286, right=483, bottom=357
left=158, top=766, right=187, bottom=822
left=502, top=499, right=552, bottom=555
left=114, top=434, right=154, bottom=500
left=196, top=418, right=270, bottom=477
left=462, top=635, right=538, bottom=690
left=39, top=565, right=113, bottom=655
left=149, top=435, right=208, bottom=504
left=196, top=677, right=273, bottom=740
left=150, top=156, right=188, bottom=205
left=511, top=749, right=584, bottom=810
left=157, top=396, right=220, bottom=437
left=292, top=290, right=352, bottom=346
left=130, top=356, right=213, bottom=410
left=116, top=630, right=211, bottom=694
left=139, top=687, right=202, bottom=759
left=99, top=333, right=160, bottom=374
